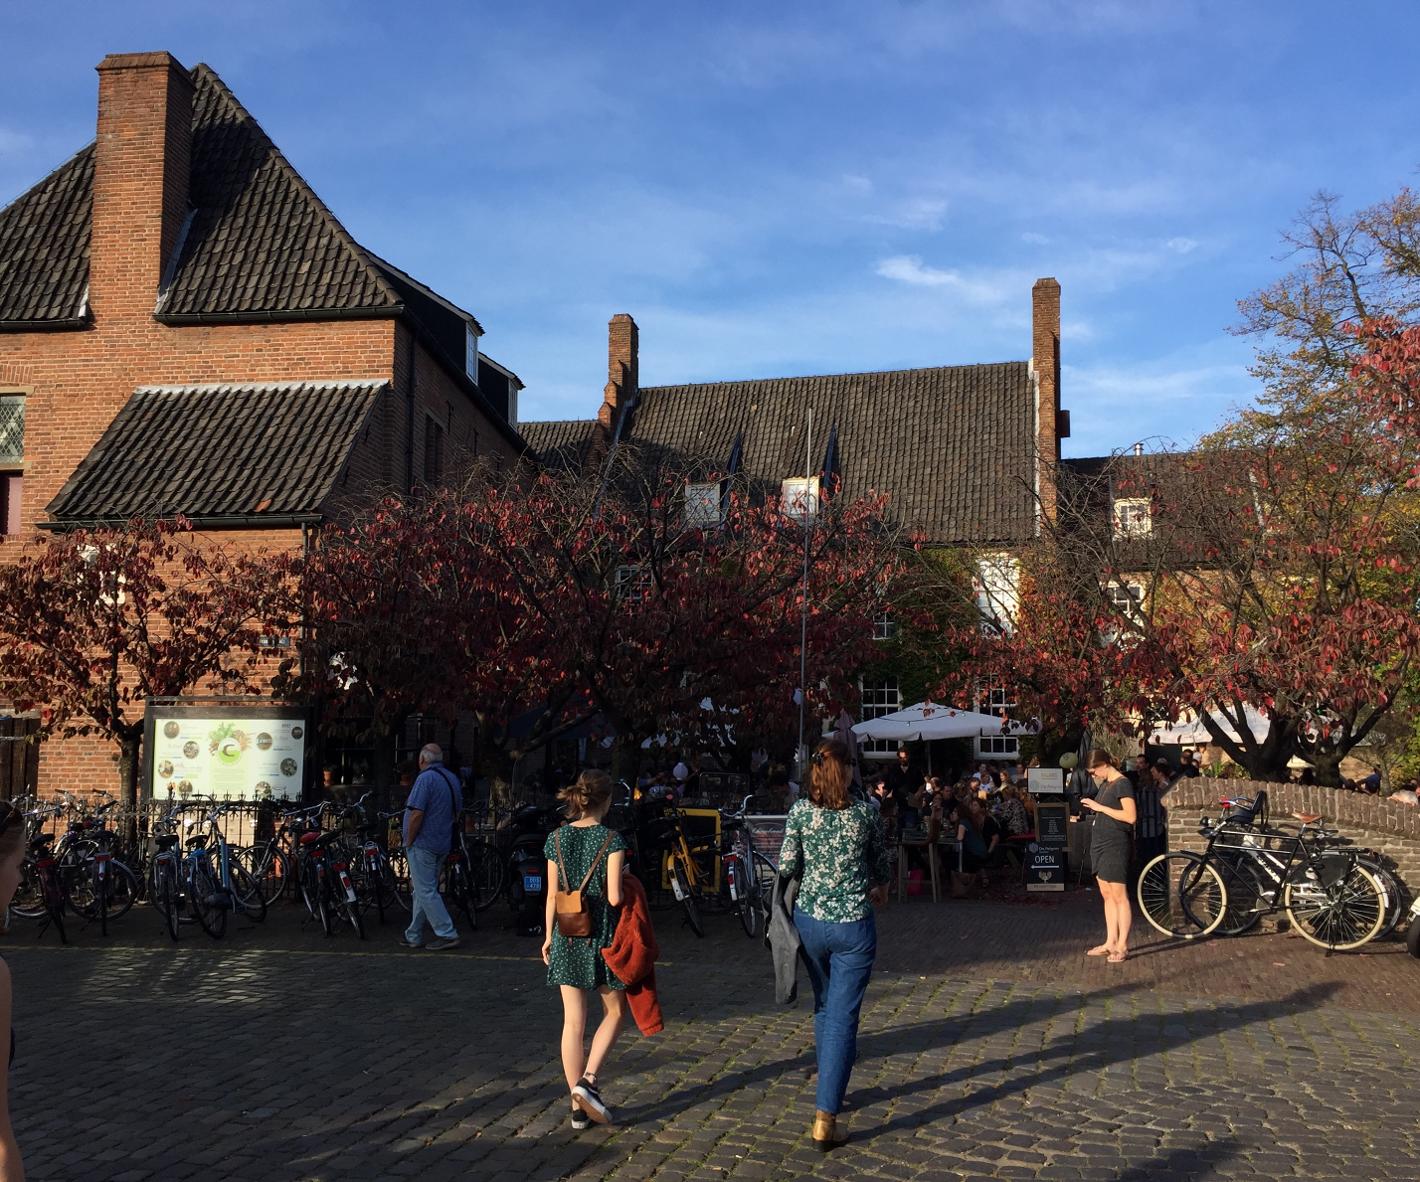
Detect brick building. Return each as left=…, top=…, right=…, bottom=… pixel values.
left=0, top=51, right=528, bottom=794
left=522, top=282, right=1073, bottom=764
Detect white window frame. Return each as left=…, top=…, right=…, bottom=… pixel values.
left=1112, top=497, right=1152, bottom=540
left=684, top=481, right=723, bottom=529
left=1105, top=579, right=1145, bottom=624
left=872, top=611, right=898, bottom=641
left=780, top=476, right=820, bottom=523
left=974, top=552, right=1020, bottom=636
left=974, top=684, right=1019, bottom=760
left=615, top=564, right=653, bottom=603
left=859, top=676, right=902, bottom=759
left=465, top=324, right=480, bottom=383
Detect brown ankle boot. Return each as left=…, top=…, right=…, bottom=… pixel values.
left=812, top=1110, right=848, bottom=1152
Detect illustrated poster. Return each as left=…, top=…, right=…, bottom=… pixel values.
left=150, top=715, right=306, bottom=802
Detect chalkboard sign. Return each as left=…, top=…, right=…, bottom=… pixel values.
left=1025, top=843, right=1066, bottom=892
left=1035, top=800, right=1068, bottom=849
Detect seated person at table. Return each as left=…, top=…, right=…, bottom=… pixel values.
left=995, top=784, right=1031, bottom=836
left=952, top=801, right=990, bottom=896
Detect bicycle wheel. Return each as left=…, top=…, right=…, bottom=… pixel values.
left=327, top=869, right=364, bottom=939
left=1407, top=910, right=1420, bottom=958
left=1357, top=858, right=1408, bottom=940
left=11, top=859, right=47, bottom=919
left=669, top=860, right=704, bottom=938
left=466, top=839, right=505, bottom=912
left=187, top=856, right=228, bottom=940
left=728, top=856, right=758, bottom=939
left=1212, top=851, right=1267, bottom=937
left=1283, top=863, right=1386, bottom=951
left=386, top=848, right=412, bottom=908
left=95, top=865, right=111, bottom=937
left=1136, top=852, right=1227, bottom=938
left=235, top=844, right=289, bottom=906
left=444, top=862, right=477, bottom=929
left=43, top=869, right=67, bottom=945
left=751, top=851, right=777, bottom=942
left=102, top=860, right=140, bottom=924
left=373, top=858, right=406, bottom=919
left=151, top=860, right=181, bottom=942
left=229, top=860, right=268, bottom=924
left=300, top=860, right=333, bottom=935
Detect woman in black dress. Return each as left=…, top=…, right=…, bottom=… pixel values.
left=1079, top=749, right=1137, bottom=963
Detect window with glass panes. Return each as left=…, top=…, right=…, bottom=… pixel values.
left=975, top=685, right=1018, bottom=759
left=0, top=394, right=23, bottom=537
left=1112, top=497, right=1152, bottom=539
left=615, top=564, right=654, bottom=603
left=872, top=611, right=898, bottom=641
left=684, top=481, right=722, bottom=529
left=859, top=676, right=901, bottom=757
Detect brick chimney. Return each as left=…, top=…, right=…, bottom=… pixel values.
left=598, top=313, right=639, bottom=437
left=90, top=52, right=194, bottom=323
left=1031, top=277, right=1067, bottom=524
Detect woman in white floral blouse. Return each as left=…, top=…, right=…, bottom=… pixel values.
left=779, top=737, right=890, bottom=1151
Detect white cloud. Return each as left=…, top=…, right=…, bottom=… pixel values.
left=876, top=255, right=953, bottom=286
left=1166, top=236, right=1199, bottom=254
left=866, top=195, right=948, bottom=231
left=842, top=173, right=874, bottom=195
left=1020, top=231, right=1051, bottom=245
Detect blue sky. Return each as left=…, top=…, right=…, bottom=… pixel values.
left=2, top=1, right=1417, bottom=456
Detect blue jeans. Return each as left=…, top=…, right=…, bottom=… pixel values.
left=793, top=908, right=877, bottom=1115
left=405, top=845, right=457, bottom=943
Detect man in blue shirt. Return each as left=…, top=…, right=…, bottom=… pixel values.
left=402, top=743, right=463, bottom=950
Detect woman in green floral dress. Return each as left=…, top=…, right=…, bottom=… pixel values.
left=541, top=770, right=627, bottom=1129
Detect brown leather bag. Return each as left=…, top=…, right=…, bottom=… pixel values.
left=553, top=828, right=615, bottom=938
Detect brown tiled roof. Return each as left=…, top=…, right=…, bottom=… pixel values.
left=158, top=66, right=400, bottom=320
left=521, top=362, right=1039, bottom=545
left=518, top=419, right=601, bottom=471
left=46, top=379, right=385, bottom=526
left=0, top=144, right=93, bottom=325
left=0, top=66, right=407, bottom=326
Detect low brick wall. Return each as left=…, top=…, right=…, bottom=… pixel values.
left=1164, top=778, right=1420, bottom=894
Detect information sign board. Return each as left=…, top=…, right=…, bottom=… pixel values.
left=1024, top=843, right=1066, bottom=892
left=143, top=702, right=309, bottom=803
left=1034, top=800, right=1069, bottom=849
left=1028, top=767, right=1065, bottom=794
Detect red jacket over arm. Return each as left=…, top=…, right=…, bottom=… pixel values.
left=601, top=872, right=663, bottom=1036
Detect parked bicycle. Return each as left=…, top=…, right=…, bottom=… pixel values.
left=1137, top=790, right=1388, bottom=951
left=289, top=803, right=364, bottom=939
left=11, top=803, right=69, bottom=943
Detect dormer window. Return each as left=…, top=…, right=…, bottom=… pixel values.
left=1112, top=497, right=1152, bottom=539
left=465, top=323, right=480, bottom=383
left=781, top=476, right=820, bottom=522
left=684, top=481, right=723, bottom=529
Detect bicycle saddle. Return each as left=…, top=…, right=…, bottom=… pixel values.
left=1291, top=811, right=1324, bottom=824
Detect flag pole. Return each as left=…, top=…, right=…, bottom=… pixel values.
left=797, top=407, right=813, bottom=783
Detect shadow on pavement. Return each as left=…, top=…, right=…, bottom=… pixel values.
left=851, top=982, right=1338, bottom=1144
left=1112, top=1136, right=1241, bottom=1181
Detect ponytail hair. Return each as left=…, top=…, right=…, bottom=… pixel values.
left=557, top=769, right=613, bottom=820
left=1084, top=748, right=1117, bottom=772
left=808, top=738, right=852, bottom=810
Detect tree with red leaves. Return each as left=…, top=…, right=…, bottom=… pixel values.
left=290, top=456, right=909, bottom=795
left=0, top=520, right=292, bottom=810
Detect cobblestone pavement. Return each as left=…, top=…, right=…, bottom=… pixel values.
left=9, top=889, right=1420, bottom=1181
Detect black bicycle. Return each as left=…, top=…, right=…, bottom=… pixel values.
left=1137, top=790, right=1387, bottom=951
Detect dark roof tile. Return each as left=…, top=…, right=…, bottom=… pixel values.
left=159, top=67, right=399, bottom=318
left=0, top=144, right=92, bottom=324
left=523, top=362, right=1038, bottom=545
left=46, top=379, right=384, bottom=524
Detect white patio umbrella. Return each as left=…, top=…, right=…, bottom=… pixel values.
left=1150, top=705, right=1270, bottom=746
left=851, top=701, right=1014, bottom=743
